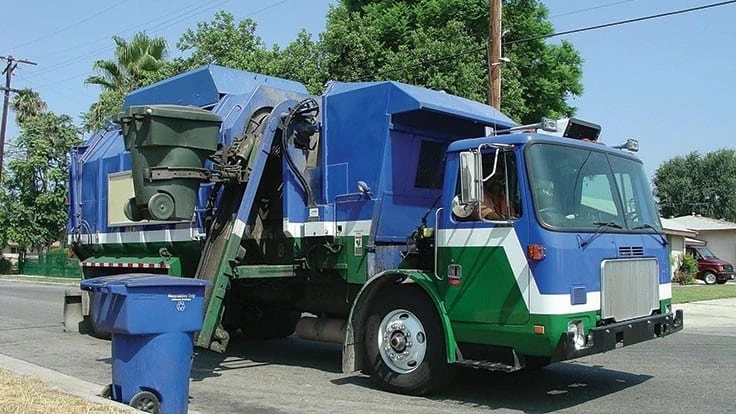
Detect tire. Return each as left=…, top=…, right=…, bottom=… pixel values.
left=716, top=279, right=728, bottom=285
left=129, top=391, right=161, bottom=414
left=363, top=286, right=453, bottom=395
left=100, top=384, right=112, bottom=399
left=703, top=271, right=717, bottom=285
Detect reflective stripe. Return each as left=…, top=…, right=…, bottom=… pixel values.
left=81, top=262, right=168, bottom=269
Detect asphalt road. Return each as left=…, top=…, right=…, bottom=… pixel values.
left=1, top=279, right=735, bottom=413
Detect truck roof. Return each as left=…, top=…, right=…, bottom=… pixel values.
left=123, top=65, right=309, bottom=109
left=324, top=80, right=517, bottom=130
left=447, top=132, right=643, bottom=162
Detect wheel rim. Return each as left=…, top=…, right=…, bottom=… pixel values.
left=705, top=273, right=717, bottom=284
left=377, top=308, right=427, bottom=374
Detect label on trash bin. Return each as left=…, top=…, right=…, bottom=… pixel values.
left=169, top=294, right=195, bottom=312
left=168, top=294, right=195, bottom=301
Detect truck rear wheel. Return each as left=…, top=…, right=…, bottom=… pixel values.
left=363, top=286, right=452, bottom=395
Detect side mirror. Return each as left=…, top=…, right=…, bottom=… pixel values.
left=459, top=151, right=479, bottom=204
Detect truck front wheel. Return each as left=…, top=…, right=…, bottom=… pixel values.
left=703, top=271, right=717, bottom=285
left=363, top=286, right=452, bottom=395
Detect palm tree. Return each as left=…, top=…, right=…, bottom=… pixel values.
left=10, top=89, right=47, bottom=124
left=85, top=32, right=168, bottom=92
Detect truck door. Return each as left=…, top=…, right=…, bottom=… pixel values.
left=436, top=148, right=530, bottom=326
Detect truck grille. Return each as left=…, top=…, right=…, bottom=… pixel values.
left=725, top=264, right=734, bottom=272
left=601, top=258, right=659, bottom=322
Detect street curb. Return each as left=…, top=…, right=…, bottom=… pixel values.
left=0, top=353, right=203, bottom=414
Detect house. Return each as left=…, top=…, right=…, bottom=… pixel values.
left=0, top=242, right=21, bottom=266
left=661, top=217, right=700, bottom=277
left=669, top=215, right=736, bottom=266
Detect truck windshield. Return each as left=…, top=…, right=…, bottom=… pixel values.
left=526, top=142, right=662, bottom=232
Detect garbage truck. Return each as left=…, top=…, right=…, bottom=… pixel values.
left=68, top=65, right=683, bottom=395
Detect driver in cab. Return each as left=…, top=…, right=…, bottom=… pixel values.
left=479, top=171, right=514, bottom=220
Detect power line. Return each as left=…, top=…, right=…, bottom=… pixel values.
left=27, top=0, right=291, bottom=80
left=507, top=0, right=736, bottom=46
left=24, top=0, right=232, bottom=78
left=235, top=0, right=290, bottom=19
left=548, top=0, right=636, bottom=19
left=7, top=1, right=129, bottom=50
left=359, top=0, right=736, bottom=81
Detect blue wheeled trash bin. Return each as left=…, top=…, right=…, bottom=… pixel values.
left=81, top=274, right=210, bottom=414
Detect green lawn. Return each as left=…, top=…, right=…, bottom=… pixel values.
left=672, top=283, right=736, bottom=304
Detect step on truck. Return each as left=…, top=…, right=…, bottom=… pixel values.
left=69, top=65, right=683, bottom=395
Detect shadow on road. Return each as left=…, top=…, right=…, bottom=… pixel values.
left=190, top=333, right=652, bottom=412
left=334, top=362, right=652, bottom=412
left=190, top=334, right=342, bottom=382
left=439, top=363, right=650, bottom=412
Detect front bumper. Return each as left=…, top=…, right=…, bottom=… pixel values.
left=553, top=310, right=684, bottom=361
left=715, top=272, right=735, bottom=281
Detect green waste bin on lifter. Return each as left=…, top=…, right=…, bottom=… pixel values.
left=117, top=105, right=222, bottom=222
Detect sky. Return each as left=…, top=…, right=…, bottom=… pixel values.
left=1, top=0, right=735, bottom=180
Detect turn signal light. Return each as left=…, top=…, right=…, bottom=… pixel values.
left=527, top=244, right=545, bottom=260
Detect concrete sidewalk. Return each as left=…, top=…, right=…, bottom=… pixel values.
left=674, top=297, right=736, bottom=332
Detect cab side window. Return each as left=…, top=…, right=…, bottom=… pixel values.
left=453, top=150, right=521, bottom=221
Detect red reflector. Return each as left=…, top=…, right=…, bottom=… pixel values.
left=447, top=278, right=462, bottom=286
left=527, top=244, right=545, bottom=260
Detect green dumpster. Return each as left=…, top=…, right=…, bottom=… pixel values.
left=117, top=105, right=222, bottom=222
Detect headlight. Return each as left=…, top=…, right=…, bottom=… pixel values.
left=567, top=320, right=586, bottom=349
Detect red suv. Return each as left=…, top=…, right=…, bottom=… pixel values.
left=686, top=246, right=735, bottom=285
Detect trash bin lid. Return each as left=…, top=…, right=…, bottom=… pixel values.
left=81, top=273, right=210, bottom=295
left=120, top=105, right=222, bottom=123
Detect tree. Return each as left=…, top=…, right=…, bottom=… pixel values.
left=175, top=11, right=326, bottom=94
left=319, top=0, right=583, bottom=123
left=86, top=32, right=168, bottom=91
left=83, top=33, right=169, bottom=132
left=0, top=93, right=81, bottom=252
left=9, top=89, right=46, bottom=124
left=653, top=149, right=736, bottom=221
left=176, top=11, right=275, bottom=73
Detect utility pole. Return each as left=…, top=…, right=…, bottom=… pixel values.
left=488, top=0, right=502, bottom=110
left=1, top=55, right=37, bottom=181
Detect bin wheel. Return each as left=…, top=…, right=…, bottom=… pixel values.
left=100, top=384, right=112, bottom=399
left=124, top=197, right=143, bottom=221
left=130, top=390, right=161, bottom=414
left=148, top=192, right=175, bottom=220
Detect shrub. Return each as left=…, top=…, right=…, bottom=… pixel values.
left=672, top=269, right=695, bottom=285
left=680, top=253, right=699, bottom=276
left=673, top=253, right=698, bottom=285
